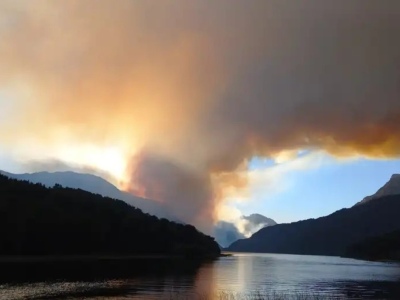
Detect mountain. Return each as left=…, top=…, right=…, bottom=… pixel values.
left=0, top=171, right=176, bottom=221
left=227, top=175, right=400, bottom=256
left=214, top=214, right=277, bottom=248
left=355, top=174, right=400, bottom=206
left=0, top=170, right=124, bottom=199
left=0, top=174, right=220, bottom=257
left=242, top=214, right=277, bottom=230
left=345, top=230, right=400, bottom=261
left=214, top=221, right=244, bottom=248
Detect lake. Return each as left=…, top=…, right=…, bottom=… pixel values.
left=0, top=253, right=399, bottom=299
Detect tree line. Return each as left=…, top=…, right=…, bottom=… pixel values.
left=0, top=175, right=220, bottom=257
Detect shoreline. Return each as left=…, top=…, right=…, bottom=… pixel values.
left=0, top=253, right=229, bottom=263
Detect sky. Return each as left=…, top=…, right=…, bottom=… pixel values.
left=2, top=148, right=400, bottom=225
left=1, top=0, right=400, bottom=235
left=237, top=154, right=400, bottom=223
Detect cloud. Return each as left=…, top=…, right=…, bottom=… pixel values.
left=1, top=1, right=400, bottom=233
left=214, top=214, right=277, bottom=247
left=216, top=151, right=330, bottom=233
left=248, top=151, right=331, bottom=198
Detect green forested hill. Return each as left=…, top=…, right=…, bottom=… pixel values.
left=0, top=175, right=220, bottom=257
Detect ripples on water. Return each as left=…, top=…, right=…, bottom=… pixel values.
left=0, top=253, right=399, bottom=299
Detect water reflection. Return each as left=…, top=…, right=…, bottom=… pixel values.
left=0, top=254, right=399, bottom=299
left=0, top=258, right=208, bottom=299
left=214, top=253, right=400, bottom=298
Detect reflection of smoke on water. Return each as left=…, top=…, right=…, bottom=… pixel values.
left=1, top=255, right=400, bottom=299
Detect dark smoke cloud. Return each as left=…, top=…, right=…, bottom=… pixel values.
left=198, top=0, right=400, bottom=167
left=128, top=151, right=215, bottom=233
left=1, top=1, right=400, bottom=234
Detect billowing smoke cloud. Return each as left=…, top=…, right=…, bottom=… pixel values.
left=215, top=214, right=277, bottom=247
left=214, top=221, right=245, bottom=248
left=128, top=150, right=215, bottom=233
left=1, top=1, right=400, bottom=233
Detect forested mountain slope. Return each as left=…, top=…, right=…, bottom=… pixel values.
left=228, top=194, right=400, bottom=256
left=0, top=175, right=220, bottom=257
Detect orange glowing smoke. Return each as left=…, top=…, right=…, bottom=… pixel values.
left=1, top=1, right=400, bottom=232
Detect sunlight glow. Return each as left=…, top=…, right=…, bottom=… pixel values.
left=57, top=145, right=129, bottom=183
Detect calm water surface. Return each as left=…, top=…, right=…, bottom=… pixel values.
left=0, top=253, right=399, bottom=299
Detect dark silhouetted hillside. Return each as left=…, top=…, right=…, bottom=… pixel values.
left=227, top=194, right=400, bottom=256
left=0, top=175, right=220, bottom=257
left=345, top=230, right=400, bottom=261
left=0, top=171, right=177, bottom=221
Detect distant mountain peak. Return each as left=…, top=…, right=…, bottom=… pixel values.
left=242, top=214, right=277, bottom=226
left=390, top=174, right=400, bottom=180
left=356, top=173, right=400, bottom=206
left=214, top=213, right=277, bottom=248
left=245, top=213, right=265, bottom=219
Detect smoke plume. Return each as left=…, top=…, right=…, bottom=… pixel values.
left=1, top=1, right=400, bottom=233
